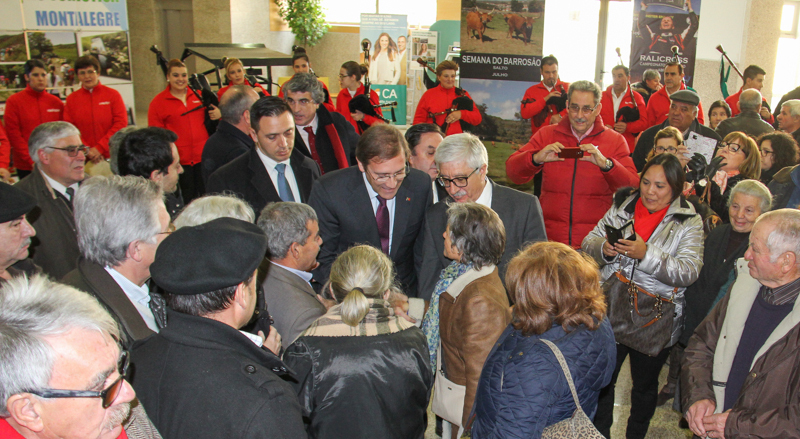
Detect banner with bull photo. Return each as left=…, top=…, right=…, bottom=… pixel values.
left=459, top=0, right=545, bottom=82
left=629, top=0, right=701, bottom=86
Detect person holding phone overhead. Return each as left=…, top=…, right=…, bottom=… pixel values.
left=582, top=153, right=704, bottom=439
left=506, top=80, right=639, bottom=248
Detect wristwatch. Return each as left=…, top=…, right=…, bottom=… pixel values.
left=602, top=158, right=614, bottom=172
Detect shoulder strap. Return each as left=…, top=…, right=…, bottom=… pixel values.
left=540, top=339, right=582, bottom=409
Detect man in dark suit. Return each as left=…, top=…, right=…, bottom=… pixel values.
left=257, top=202, right=325, bottom=344
left=716, top=89, right=774, bottom=139
left=201, top=85, right=259, bottom=184
left=62, top=175, right=171, bottom=348
left=117, top=126, right=186, bottom=220
left=14, top=121, right=85, bottom=279
left=405, top=123, right=448, bottom=203
left=207, top=96, right=321, bottom=215
left=284, top=73, right=358, bottom=174
left=309, top=124, right=432, bottom=298
left=417, top=133, right=548, bottom=301
left=0, top=183, right=38, bottom=280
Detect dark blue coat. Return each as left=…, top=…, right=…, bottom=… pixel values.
left=472, top=319, right=616, bottom=438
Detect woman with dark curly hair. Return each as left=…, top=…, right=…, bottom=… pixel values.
left=757, top=131, right=799, bottom=186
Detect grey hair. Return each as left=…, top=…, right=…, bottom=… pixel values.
left=446, top=202, right=505, bottom=269
left=739, top=89, right=763, bottom=112
left=643, top=69, right=661, bottom=82
left=109, top=126, right=139, bottom=175
left=568, top=80, right=602, bottom=106
left=434, top=133, right=488, bottom=170
left=0, top=274, right=120, bottom=416
left=783, top=100, right=800, bottom=118
left=174, top=194, right=255, bottom=229
left=282, top=73, right=325, bottom=104
left=220, top=85, right=258, bottom=124
left=75, top=175, right=164, bottom=267
left=728, top=179, right=772, bottom=213
left=28, top=121, right=81, bottom=164
left=256, top=202, right=318, bottom=260
left=756, top=209, right=800, bottom=264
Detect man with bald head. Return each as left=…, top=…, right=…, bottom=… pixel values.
left=716, top=89, right=775, bottom=139
left=201, top=85, right=260, bottom=184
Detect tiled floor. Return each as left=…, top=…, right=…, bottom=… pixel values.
left=425, top=356, right=693, bottom=439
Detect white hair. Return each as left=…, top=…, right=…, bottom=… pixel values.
left=434, top=133, right=488, bottom=170
left=174, top=194, right=255, bottom=229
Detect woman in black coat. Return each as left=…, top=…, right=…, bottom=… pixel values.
left=283, top=245, right=432, bottom=439
left=757, top=131, right=799, bottom=186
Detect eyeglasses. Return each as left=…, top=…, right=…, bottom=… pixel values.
left=567, top=103, right=599, bottom=115
left=48, top=145, right=89, bottom=157
left=437, top=167, right=479, bottom=188
left=719, top=141, right=744, bottom=154
left=760, top=148, right=774, bottom=156
left=78, top=70, right=97, bottom=76
left=654, top=145, right=680, bottom=154
left=285, top=97, right=315, bottom=107
left=26, top=350, right=129, bottom=409
left=338, top=74, right=348, bottom=79
left=366, top=164, right=409, bottom=183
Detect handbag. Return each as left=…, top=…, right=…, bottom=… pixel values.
left=540, top=339, right=604, bottom=439
left=603, top=261, right=676, bottom=356
left=432, top=342, right=466, bottom=426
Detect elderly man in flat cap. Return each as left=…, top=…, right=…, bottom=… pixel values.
left=130, top=218, right=305, bottom=439
left=633, top=89, right=722, bottom=172
left=0, top=183, right=38, bottom=281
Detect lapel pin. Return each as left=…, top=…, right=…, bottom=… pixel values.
left=406, top=197, right=411, bottom=201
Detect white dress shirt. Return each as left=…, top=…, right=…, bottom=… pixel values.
left=104, top=267, right=159, bottom=332
left=475, top=177, right=493, bottom=208
left=40, top=169, right=79, bottom=201
left=362, top=172, right=397, bottom=253
left=256, top=147, right=301, bottom=202
left=272, top=261, right=313, bottom=285
left=612, top=87, right=627, bottom=119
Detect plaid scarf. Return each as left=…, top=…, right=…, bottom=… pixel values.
left=420, top=260, right=473, bottom=375
left=301, top=298, right=414, bottom=337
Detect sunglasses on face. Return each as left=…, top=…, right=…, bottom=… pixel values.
left=26, top=350, right=129, bottom=409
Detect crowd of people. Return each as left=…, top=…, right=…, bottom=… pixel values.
left=2, top=47, right=800, bottom=439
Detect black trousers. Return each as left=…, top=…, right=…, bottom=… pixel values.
left=178, top=164, right=204, bottom=204
left=593, top=343, right=670, bottom=439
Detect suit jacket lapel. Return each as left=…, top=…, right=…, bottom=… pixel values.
left=348, top=171, right=382, bottom=247
left=290, top=150, right=313, bottom=202
left=390, top=182, right=411, bottom=259
left=248, top=148, right=280, bottom=204
left=270, top=263, right=316, bottom=299
left=294, top=129, right=311, bottom=157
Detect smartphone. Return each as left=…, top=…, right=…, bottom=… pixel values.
left=606, top=221, right=635, bottom=246
left=558, top=148, right=584, bottom=159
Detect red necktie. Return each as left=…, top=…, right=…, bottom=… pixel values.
left=303, top=126, right=324, bottom=173
left=376, top=195, right=390, bottom=255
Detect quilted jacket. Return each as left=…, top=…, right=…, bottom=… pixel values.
left=471, top=320, right=616, bottom=438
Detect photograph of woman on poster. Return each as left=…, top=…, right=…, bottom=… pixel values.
left=368, top=33, right=401, bottom=85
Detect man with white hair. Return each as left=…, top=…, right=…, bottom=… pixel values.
left=62, top=175, right=171, bottom=348
left=777, top=99, right=800, bottom=145
left=683, top=209, right=800, bottom=439
left=0, top=275, right=159, bottom=439
left=417, top=133, right=547, bottom=300
left=15, top=121, right=86, bottom=279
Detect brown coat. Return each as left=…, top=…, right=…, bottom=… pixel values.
left=439, top=265, right=511, bottom=429
left=682, top=258, right=800, bottom=438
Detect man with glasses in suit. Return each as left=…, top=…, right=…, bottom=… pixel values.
left=308, top=124, right=432, bottom=299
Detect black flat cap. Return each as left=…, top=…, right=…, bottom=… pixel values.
left=0, top=183, right=36, bottom=223
left=670, top=90, right=700, bottom=107
left=151, top=217, right=267, bottom=295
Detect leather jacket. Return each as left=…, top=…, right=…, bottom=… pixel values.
left=582, top=192, right=704, bottom=347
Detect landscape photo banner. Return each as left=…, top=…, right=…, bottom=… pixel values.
left=459, top=0, right=545, bottom=82
left=629, top=0, right=700, bottom=86
left=23, top=0, right=128, bottom=32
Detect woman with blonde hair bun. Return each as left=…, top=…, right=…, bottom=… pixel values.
left=283, top=245, right=432, bottom=439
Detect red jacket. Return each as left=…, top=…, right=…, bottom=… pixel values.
left=646, top=83, right=705, bottom=127
left=3, top=86, right=64, bottom=171
left=148, top=86, right=208, bottom=166
left=599, top=85, right=649, bottom=153
left=216, top=79, right=270, bottom=99
left=278, top=76, right=335, bottom=113
left=63, top=83, right=127, bottom=158
left=506, top=116, right=639, bottom=248
left=725, top=88, right=775, bottom=125
left=413, top=85, right=482, bottom=136
left=520, top=80, right=570, bottom=137
left=335, top=85, right=383, bottom=133
left=0, top=123, right=10, bottom=169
